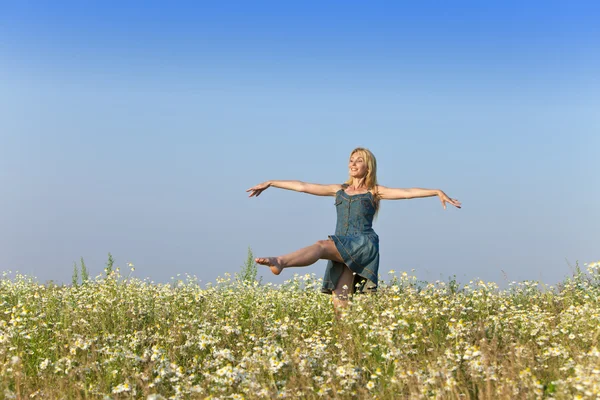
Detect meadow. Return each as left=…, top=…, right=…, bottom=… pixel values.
left=1, top=256, right=599, bottom=399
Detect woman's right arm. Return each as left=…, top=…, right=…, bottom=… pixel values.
left=247, top=180, right=341, bottom=197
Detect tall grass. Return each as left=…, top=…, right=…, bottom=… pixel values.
left=0, top=260, right=599, bottom=399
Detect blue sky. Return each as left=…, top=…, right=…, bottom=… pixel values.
left=1, top=1, right=598, bottom=286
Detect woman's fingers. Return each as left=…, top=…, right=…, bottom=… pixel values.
left=247, top=185, right=260, bottom=197
left=440, top=195, right=462, bottom=209
left=447, top=198, right=461, bottom=208
left=247, top=182, right=271, bottom=197
left=248, top=188, right=264, bottom=197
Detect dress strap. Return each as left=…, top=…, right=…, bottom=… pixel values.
left=341, top=183, right=349, bottom=189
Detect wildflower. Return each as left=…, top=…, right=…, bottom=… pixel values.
left=147, top=395, right=167, bottom=400
left=366, top=381, right=375, bottom=390
left=39, top=359, right=50, bottom=371
left=112, top=383, right=131, bottom=394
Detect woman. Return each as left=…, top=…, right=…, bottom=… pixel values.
left=247, top=147, right=461, bottom=309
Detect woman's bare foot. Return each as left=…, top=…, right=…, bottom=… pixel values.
left=255, top=257, right=284, bottom=275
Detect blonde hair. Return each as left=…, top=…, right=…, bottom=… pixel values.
left=345, top=147, right=380, bottom=215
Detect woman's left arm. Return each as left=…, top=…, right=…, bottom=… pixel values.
left=376, top=186, right=461, bottom=209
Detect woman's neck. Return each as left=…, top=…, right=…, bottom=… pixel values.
left=349, top=178, right=367, bottom=190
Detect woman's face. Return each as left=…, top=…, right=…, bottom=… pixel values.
left=348, top=153, right=368, bottom=179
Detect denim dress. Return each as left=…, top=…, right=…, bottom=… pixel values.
left=321, top=186, right=380, bottom=294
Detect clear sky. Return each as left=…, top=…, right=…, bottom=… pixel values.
left=1, top=1, right=598, bottom=287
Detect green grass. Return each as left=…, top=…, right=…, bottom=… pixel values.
left=0, top=260, right=599, bottom=399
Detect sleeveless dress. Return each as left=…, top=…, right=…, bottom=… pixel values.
left=321, top=185, right=380, bottom=294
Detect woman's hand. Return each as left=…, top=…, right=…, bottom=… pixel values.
left=247, top=181, right=271, bottom=198
left=438, top=191, right=461, bottom=209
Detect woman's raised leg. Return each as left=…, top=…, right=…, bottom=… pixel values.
left=255, top=239, right=344, bottom=275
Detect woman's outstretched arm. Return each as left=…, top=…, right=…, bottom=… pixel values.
left=247, top=180, right=342, bottom=197
left=376, top=186, right=461, bottom=209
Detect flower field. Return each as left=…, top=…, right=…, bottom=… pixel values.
left=1, top=262, right=600, bottom=399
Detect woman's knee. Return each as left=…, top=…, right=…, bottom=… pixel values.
left=317, top=239, right=344, bottom=263
left=316, top=239, right=331, bottom=249
left=316, top=239, right=335, bottom=257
